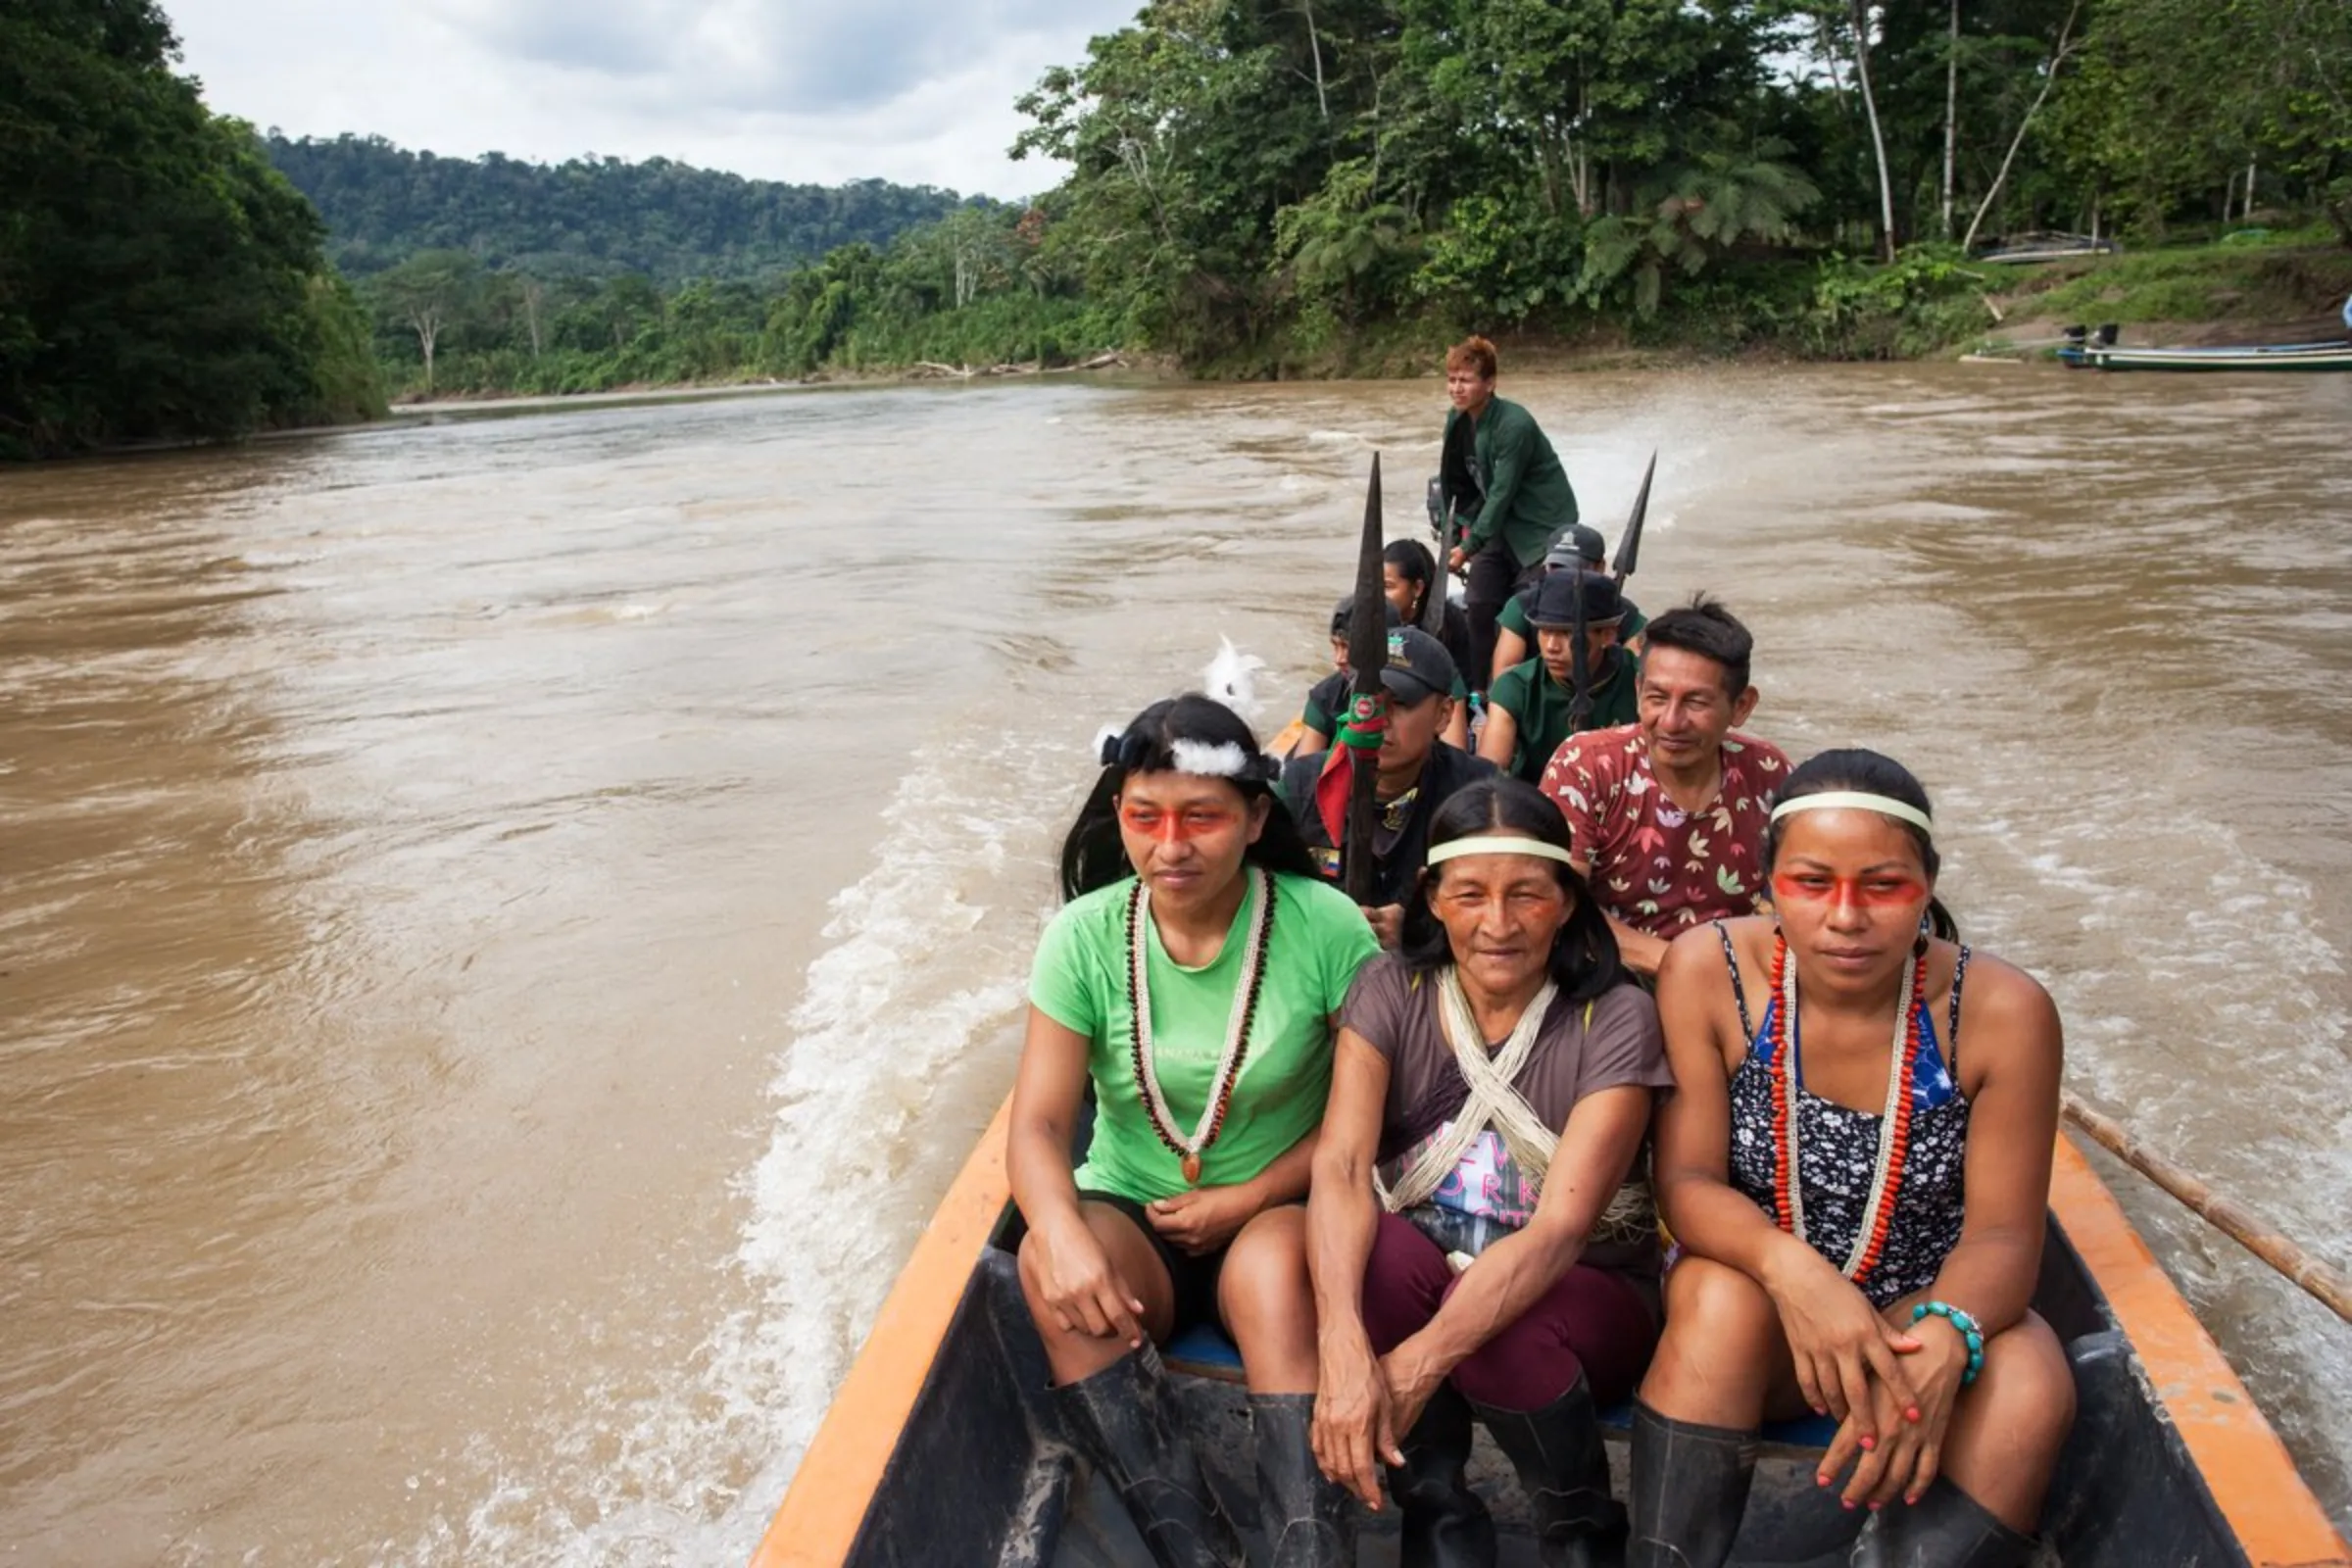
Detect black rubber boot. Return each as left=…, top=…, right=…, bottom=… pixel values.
left=1471, top=1374, right=1626, bottom=1568
left=1625, top=1400, right=1757, bottom=1568
left=1250, top=1393, right=1357, bottom=1568
left=1388, top=1384, right=1496, bottom=1568
left=1050, top=1345, right=1245, bottom=1568
left=1848, top=1476, right=2034, bottom=1568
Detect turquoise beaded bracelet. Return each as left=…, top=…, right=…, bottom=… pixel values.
left=1911, top=1300, right=1985, bottom=1385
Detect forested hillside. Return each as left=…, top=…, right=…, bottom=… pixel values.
left=266, top=135, right=974, bottom=282
left=1, top=0, right=382, bottom=459
left=350, top=0, right=2351, bottom=399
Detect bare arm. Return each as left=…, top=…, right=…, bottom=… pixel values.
left=1006, top=1004, right=1146, bottom=1346
left=1384, top=1086, right=1653, bottom=1396
left=1476, top=703, right=1520, bottom=774
left=1920, top=957, right=2062, bottom=1336
left=1650, top=927, right=1920, bottom=1424
left=1830, top=955, right=2065, bottom=1509
left=1492, top=627, right=1528, bottom=687
left=1308, top=1033, right=1400, bottom=1507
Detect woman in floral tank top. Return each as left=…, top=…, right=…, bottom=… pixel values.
left=1629, top=750, right=2074, bottom=1568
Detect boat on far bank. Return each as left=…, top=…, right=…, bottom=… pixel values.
left=2058, top=304, right=2352, bottom=371
left=1973, top=231, right=2121, bottom=265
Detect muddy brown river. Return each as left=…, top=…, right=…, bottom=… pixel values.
left=3, top=367, right=2348, bottom=1563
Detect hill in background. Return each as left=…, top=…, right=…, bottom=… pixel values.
left=266, top=134, right=976, bottom=283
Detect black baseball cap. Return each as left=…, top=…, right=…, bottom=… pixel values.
left=1330, top=596, right=1405, bottom=637
left=1379, top=626, right=1458, bottom=703
left=1544, top=524, right=1606, bottom=569
left=1527, top=570, right=1625, bottom=630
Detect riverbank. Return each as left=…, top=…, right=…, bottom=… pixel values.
left=371, top=238, right=2352, bottom=410
left=1968, top=236, right=2352, bottom=356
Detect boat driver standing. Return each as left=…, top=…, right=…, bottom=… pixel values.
left=1438, top=335, right=1581, bottom=693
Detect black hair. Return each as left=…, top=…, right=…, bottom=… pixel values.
left=1382, top=538, right=1440, bottom=622
left=1642, top=594, right=1753, bottom=696
left=1396, top=778, right=1624, bottom=1004
left=1765, top=748, right=1959, bottom=943
left=1057, top=693, right=1325, bottom=902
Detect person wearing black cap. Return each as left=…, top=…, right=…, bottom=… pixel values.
left=1292, top=597, right=1469, bottom=759
left=1491, top=524, right=1649, bottom=687
left=1480, top=572, right=1639, bottom=786
left=1280, top=627, right=1499, bottom=948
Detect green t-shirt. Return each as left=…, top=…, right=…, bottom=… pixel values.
left=1030, top=869, right=1379, bottom=1202
left=1488, top=649, right=1642, bottom=785
left=1497, top=587, right=1647, bottom=644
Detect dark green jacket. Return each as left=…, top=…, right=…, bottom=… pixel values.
left=1441, top=395, right=1579, bottom=567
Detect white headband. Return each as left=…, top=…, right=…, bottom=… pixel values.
left=1426, top=836, right=1577, bottom=867
left=1167, top=739, right=1257, bottom=780
left=1769, top=791, right=1934, bottom=837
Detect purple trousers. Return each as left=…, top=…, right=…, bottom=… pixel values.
left=1359, top=1211, right=1660, bottom=1411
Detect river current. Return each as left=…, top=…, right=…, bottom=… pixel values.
left=2, top=367, right=2348, bottom=1562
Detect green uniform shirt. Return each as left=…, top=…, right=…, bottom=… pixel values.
left=1442, top=395, right=1579, bottom=567
left=1488, top=649, right=1642, bottom=785
left=1030, top=870, right=1379, bottom=1202
left=1498, top=589, right=1647, bottom=644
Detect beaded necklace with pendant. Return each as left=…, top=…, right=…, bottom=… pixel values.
left=1124, top=866, right=1275, bottom=1186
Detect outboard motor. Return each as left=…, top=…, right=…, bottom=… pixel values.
left=2062, top=324, right=2088, bottom=343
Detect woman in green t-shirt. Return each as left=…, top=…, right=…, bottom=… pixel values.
left=1011, top=693, right=1379, bottom=1568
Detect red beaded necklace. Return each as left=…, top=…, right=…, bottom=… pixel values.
left=1768, top=932, right=1929, bottom=1285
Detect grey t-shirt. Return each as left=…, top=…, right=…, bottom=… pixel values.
left=1339, top=954, right=1674, bottom=1281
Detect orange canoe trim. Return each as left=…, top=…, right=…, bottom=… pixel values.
left=751, top=1107, right=2348, bottom=1568
left=751, top=1094, right=1017, bottom=1568
left=2050, top=1133, right=2350, bottom=1567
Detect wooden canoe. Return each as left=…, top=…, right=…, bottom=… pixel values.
left=752, top=1095, right=2349, bottom=1567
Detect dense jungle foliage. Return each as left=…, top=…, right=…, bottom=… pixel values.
left=10, top=0, right=2350, bottom=429
left=355, top=0, right=2352, bottom=396
left=266, top=135, right=971, bottom=283
left=0, top=0, right=384, bottom=458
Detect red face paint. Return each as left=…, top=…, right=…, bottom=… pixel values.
left=1119, top=801, right=1243, bottom=843
left=1771, top=871, right=1927, bottom=907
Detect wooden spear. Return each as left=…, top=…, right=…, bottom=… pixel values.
left=2061, top=1090, right=2352, bottom=1326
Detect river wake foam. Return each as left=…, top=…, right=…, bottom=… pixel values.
left=398, top=731, right=1064, bottom=1566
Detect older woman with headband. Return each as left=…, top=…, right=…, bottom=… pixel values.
left=1009, top=694, right=1380, bottom=1568
left=1307, top=777, right=1673, bottom=1568
left=1633, top=750, right=2074, bottom=1568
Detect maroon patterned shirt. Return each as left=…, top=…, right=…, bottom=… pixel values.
left=1541, top=725, right=1791, bottom=940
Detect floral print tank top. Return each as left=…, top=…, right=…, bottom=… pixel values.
left=1716, top=924, right=1974, bottom=1307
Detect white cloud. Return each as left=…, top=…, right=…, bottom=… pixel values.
left=166, top=0, right=1135, bottom=198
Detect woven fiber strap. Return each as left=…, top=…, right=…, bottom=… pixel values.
left=1381, top=968, right=1560, bottom=1213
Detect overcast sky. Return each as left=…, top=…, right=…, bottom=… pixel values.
left=168, top=0, right=1140, bottom=199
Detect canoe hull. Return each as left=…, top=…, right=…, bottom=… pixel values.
left=757, top=1112, right=2350, bottom=1568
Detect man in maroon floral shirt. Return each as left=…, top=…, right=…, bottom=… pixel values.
left=1540, top=596, right=1789, bottom=977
